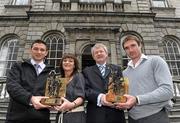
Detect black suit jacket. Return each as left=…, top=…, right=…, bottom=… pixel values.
left=83, top=64, right=126, bottom=123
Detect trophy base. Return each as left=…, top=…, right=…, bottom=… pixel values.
left=106, top=93, right=127, bottom=103
left=40, top=98, right=63, bottom=106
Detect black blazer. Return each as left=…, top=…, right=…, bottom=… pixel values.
left=83, top=64, right=126, bottom=123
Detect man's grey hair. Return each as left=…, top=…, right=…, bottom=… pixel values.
left=91, top=43, right=108, bottom=55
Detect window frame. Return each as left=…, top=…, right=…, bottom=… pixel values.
left=163, top=36, right=180, bottom=77
left=151, top=0, right=169, bottom=8
left=0, top=37, right=19, bottom=77
left=11, top=0, right=30, bottom=5
left=43, top=32, right=65, bottom=69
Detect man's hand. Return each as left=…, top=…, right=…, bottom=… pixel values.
left=114, top=94, right=137, bottom=110
left=30, top=96, right=51, bottom=110
left=100, top=94, right=114, bottom=107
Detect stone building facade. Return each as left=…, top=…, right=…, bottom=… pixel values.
left=0, top=0, right=180, bottom=81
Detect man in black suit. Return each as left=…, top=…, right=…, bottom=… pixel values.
left=83, top=43, right=126, bottom=123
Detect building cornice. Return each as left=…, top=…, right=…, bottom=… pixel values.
left=154, top=17, right=180, bottom=22
left=27, top=11, right=156, bottom=18
left=0, top=15, right=29, bottom=20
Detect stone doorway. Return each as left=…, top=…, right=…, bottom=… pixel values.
left=82, top=44, right=95, bottom=70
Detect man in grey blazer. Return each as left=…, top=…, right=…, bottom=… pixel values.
left=115, top=35, right=174, bottom=123
left=83, top=43, right=126, bottom=123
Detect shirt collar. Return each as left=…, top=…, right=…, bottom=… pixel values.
left=31, top=59, right=45, bottom=69
left=128, top=54, right=147, bottom=69
left=97, top=63, right=106, bottom=68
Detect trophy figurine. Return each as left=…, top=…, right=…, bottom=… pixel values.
left=40, top=70, right=67, bottom=106
left=106, top=65, right=128, bottom=103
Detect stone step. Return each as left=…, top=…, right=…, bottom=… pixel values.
left=169, top=109, right=180, bottom=115
left=50, top=111, right=58, bottom=118
left=0, top=105, right=8, bottom=112
left=173, top=98, right=180, bottom=103
left=0, top=111, right=6, bottom=117
left=169, top=115, right=180, bottom=122
left=1, top=100, right=180, bottom=123
left=173, top=103, right=180, bottom=109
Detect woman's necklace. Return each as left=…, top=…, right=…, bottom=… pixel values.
left=65, top=71, right=73, bottom=84
left=65, top=75, right=73, bottom=84
left=67, top=76, right=73, bottom=82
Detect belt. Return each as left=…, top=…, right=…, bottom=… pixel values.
left=67, top=106, right=84, bottom=113
left=57, top=106, right=85, bottom=123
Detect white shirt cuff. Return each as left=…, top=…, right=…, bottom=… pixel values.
left=97, top=93, right=104, bottom=107
left=136, top=96, right=140, bottom=105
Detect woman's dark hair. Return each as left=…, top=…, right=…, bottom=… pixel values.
left=59, top=53, right=79, bottom=77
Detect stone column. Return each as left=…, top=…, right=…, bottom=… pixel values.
left=110, top=41, right=117, bottom=64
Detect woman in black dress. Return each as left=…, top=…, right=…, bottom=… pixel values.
left=54, top=53, right=86, bottom=123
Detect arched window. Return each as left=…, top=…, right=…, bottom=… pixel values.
left=163, top=36, right=180, bottom=77
left=43, top=32, right=65, bottom=69
left=0, top=37, right=19, bottom=77
left=82, top=44, right=95, bottom=70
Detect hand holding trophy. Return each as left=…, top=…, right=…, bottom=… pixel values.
left=106, top=66, right=128, bottom=103
left=40, top=70, right=67, bottom=106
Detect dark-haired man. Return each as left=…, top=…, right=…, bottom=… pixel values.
left=6, top=39, right=54, bottom=123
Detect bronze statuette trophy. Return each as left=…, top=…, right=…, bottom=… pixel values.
left=41, top=70, right=67, bottom=106
left=106, top=66, right=128, bottom=103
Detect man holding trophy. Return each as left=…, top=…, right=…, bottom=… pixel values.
left=116, top=35, right=174, bottom=123
left=6, top=39, right=53, bottom=123
left=83, top=43, right=126, bottom=123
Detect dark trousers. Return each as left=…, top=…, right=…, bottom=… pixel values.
left=128, top=108, right=170, bottom=123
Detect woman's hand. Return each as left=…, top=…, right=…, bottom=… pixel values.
left=53, top=97, right=75, bottom=112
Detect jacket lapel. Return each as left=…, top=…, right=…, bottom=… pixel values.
left=104, top=64, right=111, bottom=78
left=93, top=65, right=102, bottom=77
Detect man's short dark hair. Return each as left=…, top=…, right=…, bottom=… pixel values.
left=31, top=39, right=48, bottom=50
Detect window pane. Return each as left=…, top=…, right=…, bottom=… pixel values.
left=163, top=38, right=180, bottom=76
left=152, top=0, right=168, bottom=7
left=0, top=38, right=19, bottom=77
left=12, top=0, right=29, bottom=5
left=44, top=33, right=65, bottom=68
